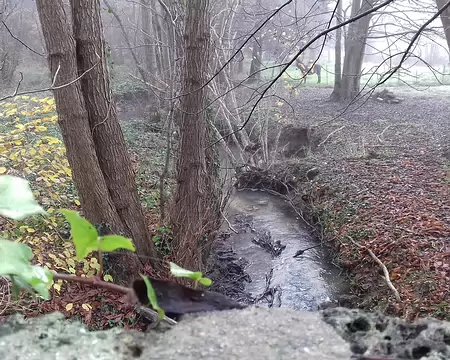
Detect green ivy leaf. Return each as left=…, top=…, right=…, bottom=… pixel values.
left=60, top=210, right=98, bottom=260
left=169, top=262, right=213, bottom=287
left=140, top=274, right=165, bottom=321
left=0, top=175, right=46, bottom=220
left=198, top=277, right=213, bottom=287
left=169, top=262, right=201, bottom=279
left=0, top=239, right=53, bottom=300
left=0, top=239, right=33, bottom=274
left=99, top=235, right=136, bottom=253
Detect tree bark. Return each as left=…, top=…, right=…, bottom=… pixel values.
left=70, top=0, right=157, bottom=265
left=35, top=0, right=124, bottom=235
left=337, top=0, right=374, bottom=101
left=330, top=0, right=343, bottom=101
left=437, top=0, right=450, bottom=62
left=170, top=0, right=220, bottom=271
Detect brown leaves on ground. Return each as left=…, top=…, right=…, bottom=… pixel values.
left=314, top=153, right=449, bottom=320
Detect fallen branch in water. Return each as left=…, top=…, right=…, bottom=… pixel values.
left=221, top=209, right=238, bottom=234
left=293, top=237, right=335, bottom=257
left=346, top=236, right=401, bottom=302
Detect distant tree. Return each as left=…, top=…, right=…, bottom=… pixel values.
left=0, top=0, right=21, bottom=88
left=330, top=0, right=343, bottom=101
left=436, top=0, right=450, bottom=62
left=334, top=0, right=375, bottom=101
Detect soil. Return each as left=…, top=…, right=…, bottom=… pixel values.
left=268, top=86, right=450, bottom=320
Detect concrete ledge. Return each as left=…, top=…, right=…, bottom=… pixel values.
left=1, top=307, right=450, bottom=360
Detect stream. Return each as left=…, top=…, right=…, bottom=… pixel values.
left=214, top=150, right=348, bottom=311
left=221, top=190, right=347, bottom=311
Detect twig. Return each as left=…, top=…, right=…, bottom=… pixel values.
left=5, top=72, right=24, bottom=99
left=53, top=273, right=176, bottom=325
left=376, top=123, right=412, bottom=143
left=346, top=236, right=401, bottom=302
left=0, top=61, right=99, bottom=102
left=318, top=125, right=346, bottom=147
left=221, top=209, right=238, bottom=234
left=2, top=21, right=45, bottom=57
left=293, top=237, right=336, bottom=257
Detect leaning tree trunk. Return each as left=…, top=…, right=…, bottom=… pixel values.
left=35, top=0, right=126, bottom=239
left=330, top=0, right=343, bottom=101
left=70, top=0, right=157, bottom=267
left=437, top=0, right=450, bottom=62
left=338, top=0, right=374, bottom=101
left=170, top=0, right=220, bottom=271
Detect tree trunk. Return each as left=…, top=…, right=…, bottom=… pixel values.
left=70, top=0, right=157, bottom=266
left=330, top=0, right=343, bottom=101
left=152, top=6, right=167, bottom=79
left=35, top=0, right=125, bottom=237
left=437, top=0, right=450, bottom=62
left=140, top=0, right=154, bottom=75
left=170, top=0, right=220, bottom=271
left=248, top=37, right=263, bottom=82
left=338, top=0, right=374, bottom=101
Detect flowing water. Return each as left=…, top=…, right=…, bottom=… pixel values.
left=222, top=190, right=347, bottom=311
left=217, top=149, right=347, bottom=310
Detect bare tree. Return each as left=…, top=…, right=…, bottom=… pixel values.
left=170, top=0, right=221, bottom=270
left=336, top=0, right=376, bottom=101
left=330, top=0, right=343, bottom=100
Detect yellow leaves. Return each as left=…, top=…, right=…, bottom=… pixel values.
left=41, top=105, right=55, bottom=114
left=66, top=303, right=74, bottom=311
left=89, top=257, right=100, bottom=271
left=81, top=303, right=92, bottom=311
left=103, top=274, right=113, bottom=282
left=14, top=123, right=25, bottom=130
left=5, top=108, right=17, bottom=117
left=53, top=280, right=63, bottom=293
left=9, top=152, right=20, bottom=161
left=21, top=96, right=30, bottom=100
left=0, top=167, right=6, bottom=174
left=34, top=125, right=48, bottom=132
left=42, top=136, right=61, bottom=145
left=66, top=257, right=76, bottom=270
left=74, top=199, right=81, bottom=206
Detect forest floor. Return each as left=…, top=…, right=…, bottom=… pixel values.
left=1, top=84, right=449, bottom=330
left=0, top=94, right=165, bottom=331
left=273, top=86, right=450, bottom=320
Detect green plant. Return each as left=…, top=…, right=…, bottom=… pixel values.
left=0, top=175, right=213, bottom=325
left=153, top=225, right=173, bottom=255
left=169, top=262, right=212, bottom=288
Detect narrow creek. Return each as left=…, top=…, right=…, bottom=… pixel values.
left=215, top=150, right=348, bottom=311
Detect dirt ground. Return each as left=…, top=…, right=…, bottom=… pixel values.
left=272, top=86, right=450, bottom=320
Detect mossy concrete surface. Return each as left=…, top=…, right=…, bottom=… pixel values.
left=1, top=307, right=450, bottom=359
